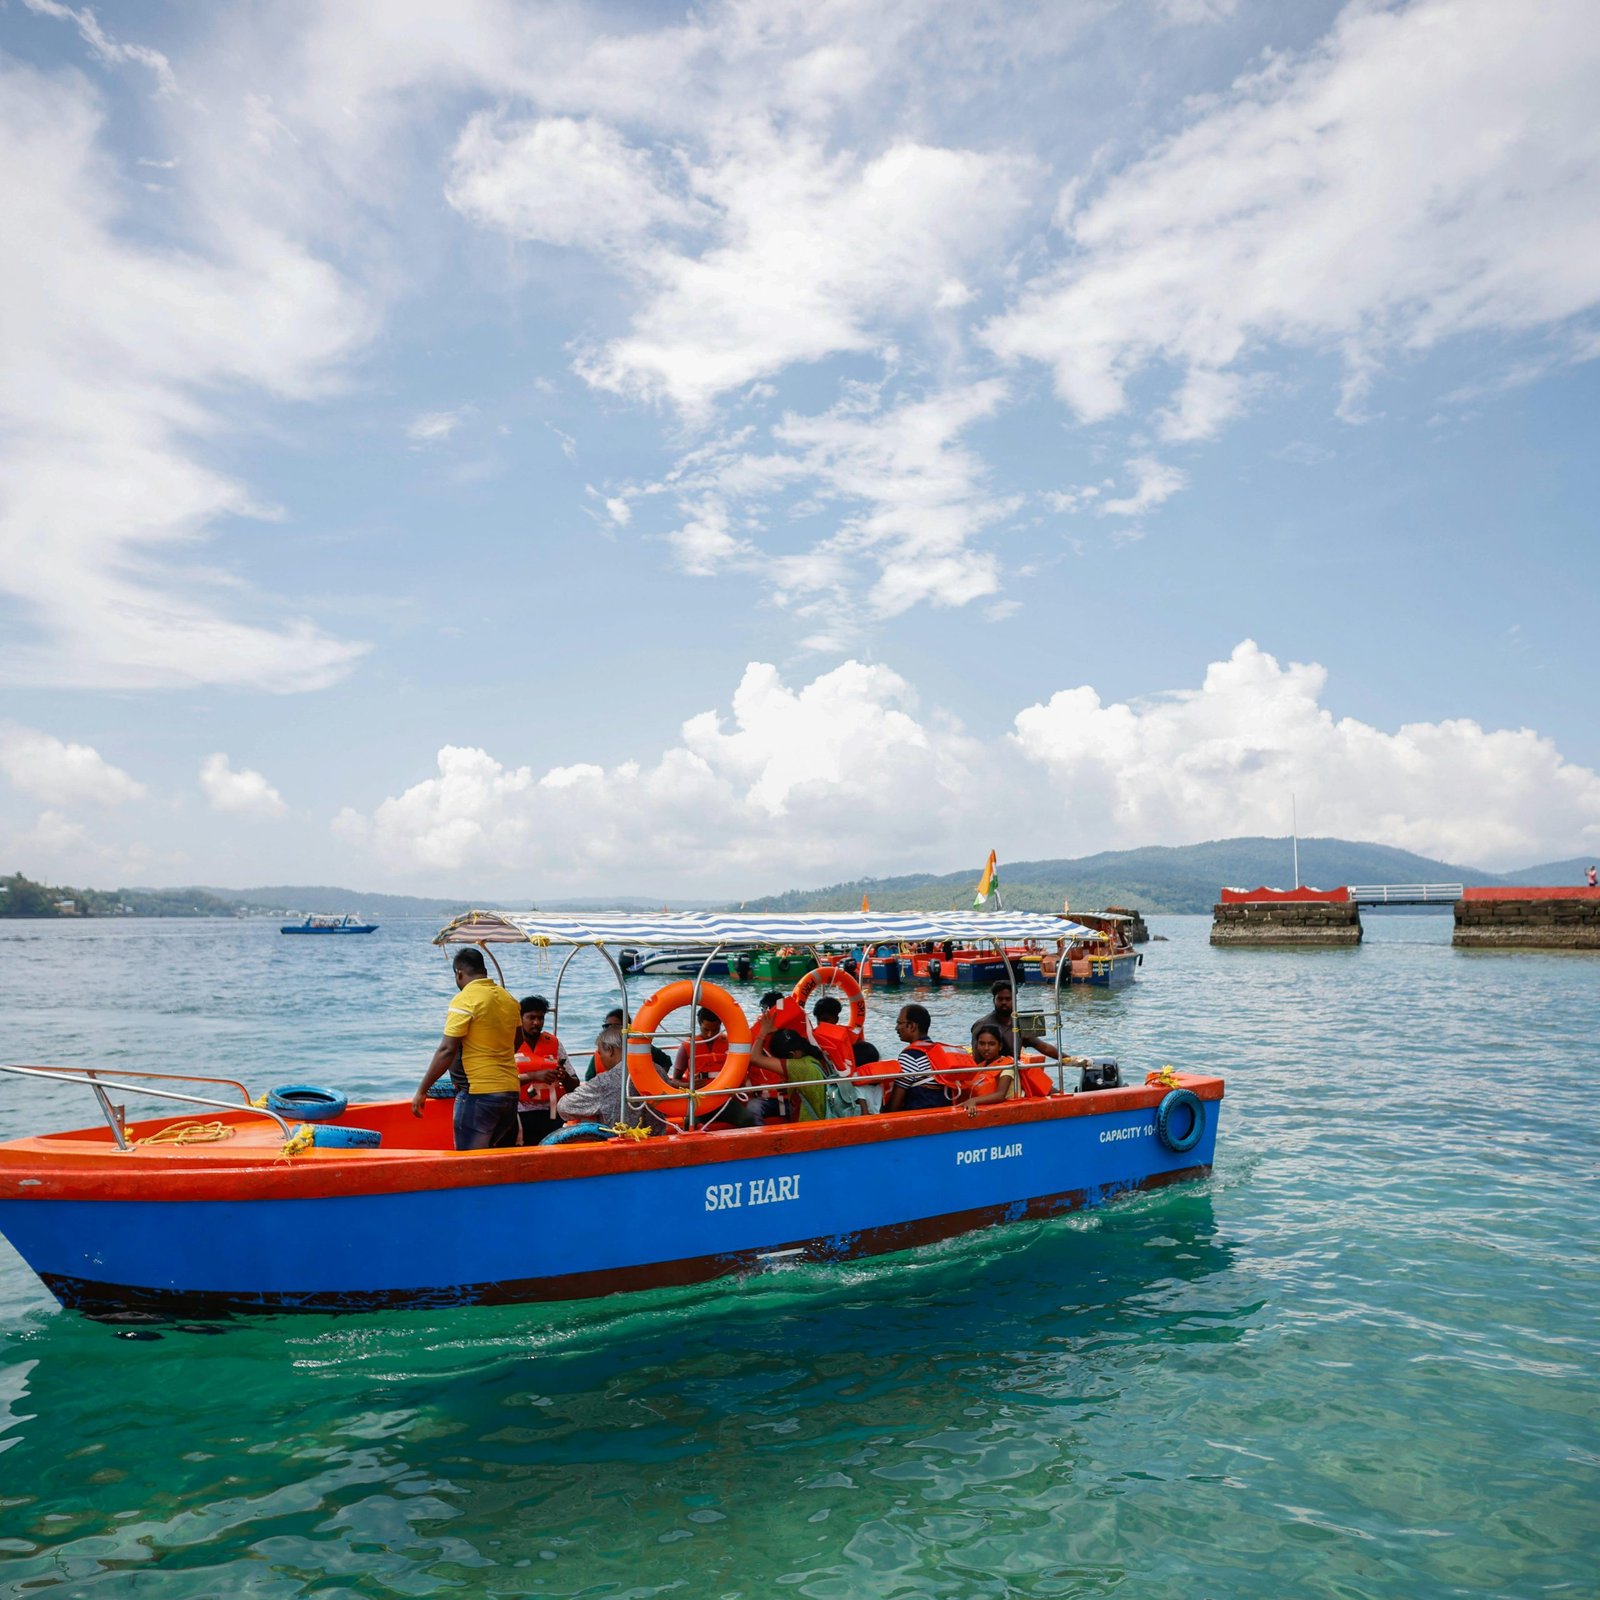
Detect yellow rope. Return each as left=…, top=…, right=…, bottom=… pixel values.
left=251, top=1093, right=269, bottom=1108
left=278, top=1123, right=315, bottom=1160
left=135, top=1119, right=235, bottom=1147
left=1145, top=1066, right=1181, bottom=1089
left=610, top=1123, right=651, bottom=1142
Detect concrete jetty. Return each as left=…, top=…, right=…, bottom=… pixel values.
left=1210, top=887, right=1361, bottom=946
left=1452, top=887, right=1600, bottom=950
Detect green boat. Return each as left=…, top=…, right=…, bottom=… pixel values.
left=747, top=949, right=819, bottom=985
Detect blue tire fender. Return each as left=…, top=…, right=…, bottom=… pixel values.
left=540, top=1122, right=619, bottom=1146
left=1155, top=1088, right=1205, bottom=1154
left=311, top=1125, right=381, bottom=1149
left=266, top=1084, right=348, bottom=1122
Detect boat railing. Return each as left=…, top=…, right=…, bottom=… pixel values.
left=641, top=1052, right=1090, bottom=1121
left=0, top=1064, right=295, bottom=1150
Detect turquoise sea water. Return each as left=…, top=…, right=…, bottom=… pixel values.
left=0, top=915, right=1596, bottom=1597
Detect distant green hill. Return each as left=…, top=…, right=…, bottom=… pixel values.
left=740, top=837, right=1525, bottom=916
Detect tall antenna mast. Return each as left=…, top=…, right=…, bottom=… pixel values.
left=1292, top=792, right=1300, bottom=889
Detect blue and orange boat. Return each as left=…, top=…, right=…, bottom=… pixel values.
left=0, top=912, right=1217, bottom=1317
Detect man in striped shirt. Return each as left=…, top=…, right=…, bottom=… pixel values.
left=885, top=1004, right=952, bottom=1113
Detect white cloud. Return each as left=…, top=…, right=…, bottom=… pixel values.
left=20, top=0, right=178, bottom=95
left=1013, top=641, right=1600, bottom=868
left=1099, top=457, right=1187, bottom=517
left=985, top=0, right=1600, bottom=439
left=651, top=380, right=1019, bottom=618
left=353, top=660, right=986, bottom=887
left=0, top=61, right=370, bottom=692
left=199, top=754, right=287, bottom=819
left=446, top=114, right=699, bottom=252
left=405, top=408, right=472, bottom=446
left=573, top=135, right=1032, bottom=414
left=0, top=724, right=146, bottom=807
left=340, top=646, right=1600, bottom=892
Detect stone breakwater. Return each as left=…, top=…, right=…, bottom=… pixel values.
left=1105, top=906, right=1151, bottom=944
left=1210, top=900, right=1362, bottom=946
left=1452, top=888, right=1600, bottom=950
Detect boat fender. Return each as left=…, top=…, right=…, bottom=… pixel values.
left=311, top=1125, right=381, bottom=1148
left=791, top=965, right=867, bottom=1037
left=426, top=1078, right=459, bottom=1099
left=540, top=1121, right=620, bottom=1146
left=627, top=980, right=752, bottom=1124
left=1155, top=1088, right=1205, bottom=1154
left=265, top=1084, right=348, bottom=1122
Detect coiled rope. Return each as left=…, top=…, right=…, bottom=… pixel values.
left=135, top=1119, right=236, bottom=1147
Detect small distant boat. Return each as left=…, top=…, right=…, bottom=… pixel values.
left=280, top=914, right=378, bottom=935
left=1044, top=913, right=1141, bottom=986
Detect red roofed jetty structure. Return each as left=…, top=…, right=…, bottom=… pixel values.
left=1210, top=886, right=1361, bottom=946
left=1452, top=886, right=1600, bottom=950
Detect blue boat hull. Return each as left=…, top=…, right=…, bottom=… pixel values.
left=0, top=1091, right=1219, bottom=1316
left=1074, top=952, right=1140, bottom=986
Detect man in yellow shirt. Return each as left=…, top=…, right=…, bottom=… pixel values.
left=411, top=947, right=522, bottom=1149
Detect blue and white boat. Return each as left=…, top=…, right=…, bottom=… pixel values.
left=0, top=911, right=1217, bottom=1317
left=281, top=913, right=378, bottom=935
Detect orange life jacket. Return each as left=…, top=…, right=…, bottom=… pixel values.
left=677, top=1034, right=729, bottom=1077
left=812, top=1021, right=857, bottom=1077
left=968, top=1055, right=1054, bottom=1099
left=907, top=1040, right=978, bottom=1091
left=517, top=1032, right=565, bottom=1108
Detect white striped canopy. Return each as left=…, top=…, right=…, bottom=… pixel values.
left=433, top=909, right=1103, bottom=948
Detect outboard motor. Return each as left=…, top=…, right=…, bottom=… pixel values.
left=736, top=954, right=753, bottom=981
left=928, top=957, right=943, bottom=983
left=1078, top=1057, right=1121, bottom=1092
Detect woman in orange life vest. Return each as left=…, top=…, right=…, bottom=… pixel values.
left=738, top=992, right=792, bottom=1125
left=969, top=1023, right=1057, bottom=1103
left=515, top=994, right=575, bottom=1146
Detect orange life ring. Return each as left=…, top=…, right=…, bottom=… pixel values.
left=627, top=980, right=750, bottom=1124
left=791, top=964, right=866, bottom=1037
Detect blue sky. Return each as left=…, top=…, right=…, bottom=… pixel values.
left=1, top=0, right=1597, bottom=898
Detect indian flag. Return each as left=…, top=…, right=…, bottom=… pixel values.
left=973, top=850, right=999, bottom=907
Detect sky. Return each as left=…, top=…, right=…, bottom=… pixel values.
left=1, top=0, right=1597, bottom=900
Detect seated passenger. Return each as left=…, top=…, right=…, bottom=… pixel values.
left=673, top=1006, right=728, bottom=1083
left=744, top=993, right=791, bottom=1124
left=556, top=1026, right=656, bottom=1134
left=810, top=996, right=858, bottom=1078
left=765, top=1027, right=829, bottom=1121
left=516, top=994, right=574, bottom=1146
left=594, top=1005, right=671, bottom=1080
left=968, top=1024, right=1020, bottom=1107
left=884, top=1004, right=958, bottom=1113
left=851, top=1037, right=885, bottom=1114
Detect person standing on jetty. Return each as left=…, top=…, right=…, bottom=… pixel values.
left=411, top=947, right=521, bottom=1150
left=1587, top=865, right=1597, bottom=887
